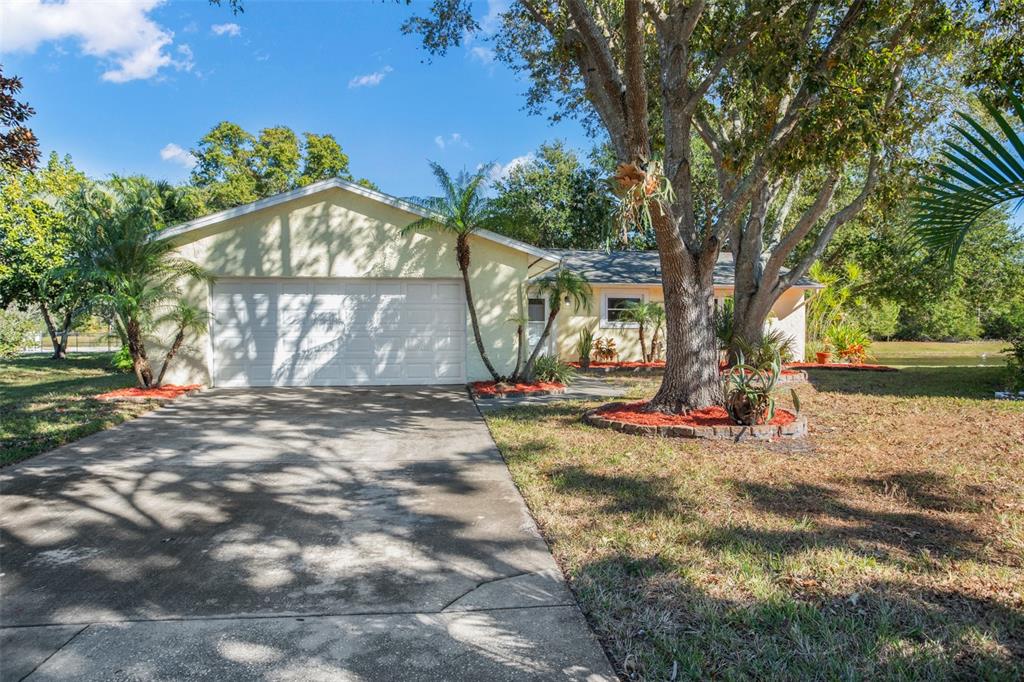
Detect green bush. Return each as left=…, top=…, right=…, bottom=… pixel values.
left=0, top=308, right=37, bottom=358
left=714, top=298, right=734, bottom=350
left=983, top=299, right=1024, bottom=340
left=849, top=299, right=901, bottom=340
left=896, top=295, right=982, bottom=341
left=735, top=328, right=796, bottom=367
left=1004, top=334, right=1024, bottom=391
left=110, top=345, right=133, bottom=372
left=532, top=355, right=576, bottom=384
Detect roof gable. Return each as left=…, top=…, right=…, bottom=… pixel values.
left=159, top=178, right=558, bottom=262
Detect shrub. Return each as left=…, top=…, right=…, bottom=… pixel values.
left=532, top=355, right=576, bottom=384
left=722, top=351, right=781, bottom=425
left=735, top=328, right=796, bottom=367
left=1004, top=334, right=1024, bottom=391
left=714, top=298, right=734, bottom=350
left=593, top=336, right=617, bottom=362
left=0, top=308, right=36, bottom=358
left=576, top=328, right=594, bottom=366
left=827, top=323, right=872, bottom=363
left=110, top=345, right=133, bottom=372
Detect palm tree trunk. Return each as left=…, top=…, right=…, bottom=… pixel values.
left=457, top=234, right=502, bottom=382
left=649, top=325, right=662, bottom=363
left=124, top=317, right=154, bottom=388
left=637, top=322, right=647, bottom=363
left=510, top=320, right=525, bottom=381
left=522, top=306, right=559, bottom=381
left=155, top=330, right=186, bottom=387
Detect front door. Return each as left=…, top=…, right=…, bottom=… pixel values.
left=526, top=297, right=551, bottom=357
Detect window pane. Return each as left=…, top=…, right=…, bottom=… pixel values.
left=606, top=297, right=641, bottom=322
left=528, top=298, right=546, bottom=322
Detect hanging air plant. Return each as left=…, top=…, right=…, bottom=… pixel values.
left=611, top=159, right=675, bottom=244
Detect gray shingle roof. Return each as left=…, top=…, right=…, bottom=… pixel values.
left=540, top=249, right=821, bottom=288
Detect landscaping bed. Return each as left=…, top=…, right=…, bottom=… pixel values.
left=788, top=361, right=898, bottom=372
left=584, top=401, right=806, bottom=440
left=570, top=360, right=665, bottom=374
left=469, top=380, right=567, bottom=399
left=95, top=384, right=203, bottom=402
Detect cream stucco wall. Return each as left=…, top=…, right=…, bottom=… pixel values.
left=152, top=186, right=537, bottom=385
left=550, top=284, right=808, bottom=363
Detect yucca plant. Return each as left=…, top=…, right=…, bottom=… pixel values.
left=915, top=93, right=1024, bottom=262
left=576, top=328, right=594, bottom=369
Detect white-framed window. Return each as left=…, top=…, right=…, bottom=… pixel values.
left=601, top=291, right=646, bottom=328
left=527, top=297, right=547, bottom=323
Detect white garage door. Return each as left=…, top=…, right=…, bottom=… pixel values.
left=210, top=279, right=467, bottom=387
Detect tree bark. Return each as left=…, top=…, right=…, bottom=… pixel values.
left=39, top=302, right=67, bottom=360
left=458, top=233, right=502, bottom=382
left=124, top=317, right=154, bottom=388
left=156, top=329, right=186, bottom=388
left=636, top=322, right=647, bottom=363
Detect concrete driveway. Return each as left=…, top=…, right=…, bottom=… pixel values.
left=0, top=387, right=614, bottom=681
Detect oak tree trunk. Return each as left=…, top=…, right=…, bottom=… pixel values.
left=39, top=303, right=67, bottom=360
left=458, top=233, right=502, bottom=382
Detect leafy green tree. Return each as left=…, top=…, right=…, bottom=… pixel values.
left=69, top=177, right=212, bottom=387
left=0, top=66, right=39, bottom=171
left=0, top=307, right=36, bottom=357
left=490, top=141, right=615, bottom=248
left=191, top=121, right=375, bottom=211
left=299, top=133, right=351, bottom=186
left=403, top=162, right=503, bottom=382
left=521, top=268, right=591, bottom=381
left=402, top=0, right=971, bottom=413
left=0, top=152, right=91, bottom=358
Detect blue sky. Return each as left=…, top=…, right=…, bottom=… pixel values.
left=0, top=0, right=596, bottom=197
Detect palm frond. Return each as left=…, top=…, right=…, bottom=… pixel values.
left=914, top=93, right=1024, bottom=263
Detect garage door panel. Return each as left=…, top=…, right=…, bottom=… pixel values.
left=212, top=279, right=466, bottom=387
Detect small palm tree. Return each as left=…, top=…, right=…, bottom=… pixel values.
left=521, top=269, right=591, bottom=381
left=915, top=93, right=1024, bottom=262
left=70, top=177, right=212, bottom=388
left=155, top=301, right=211, bottom=386
left=646, top=302, right=666, bottom=362
left=622, top=300, right=655, bottom=362
left=404, top=162, right=502, bottom=381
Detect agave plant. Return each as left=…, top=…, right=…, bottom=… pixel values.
left=722, top=351, right=781, bottom=426
left=915, top=94, right=1024, bottom=262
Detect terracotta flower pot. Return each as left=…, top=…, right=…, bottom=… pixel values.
left=816, top=351, right=832, bottom=364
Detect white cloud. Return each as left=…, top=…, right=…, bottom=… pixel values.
left=211, top=22, right=241, bottom=37
left=479, top=0, right=510, bottom=35
left=348, top=66, right=393, bottom=89
left=487, top=153, right=534, bottom=182
left=0, top=0, right=193, bottom=83
left=160, top=143, right=196, bottom=169
left=469, top=46, right=495, bottom=64
left=434, top=133, right=468, bottom=150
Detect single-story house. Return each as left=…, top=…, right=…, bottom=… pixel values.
left=157, top=179, right=819, bottom=387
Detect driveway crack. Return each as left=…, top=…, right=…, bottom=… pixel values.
left=440, top=571, right=532, bottom=612
left=19, top=624, right=89, bottom=681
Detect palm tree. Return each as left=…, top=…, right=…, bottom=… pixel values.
left=622, top=300, right=666, bottom=362
left=69, top=177, right=212, bottom=388
left=646, top=302, right=666, bottom=362
left=521, top=269, right=591, bottom=381
left=155, top=301, right=211, bottom=386
left=404, top=162, right=502, bottom=381
left=915, top=93, right=1024, bottom=262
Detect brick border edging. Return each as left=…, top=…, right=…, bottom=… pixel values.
left=582, top=403, right=808, bottom=441
left=95, top=387, right=204, bottom=404
left=469, top=385, right=568, bottom=400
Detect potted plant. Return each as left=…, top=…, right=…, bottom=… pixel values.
left=576, top=328, right=594, bottom=370
left=815, top=339, right=833, bottom=364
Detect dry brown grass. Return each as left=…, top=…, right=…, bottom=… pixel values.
left=486, top=366, right=1023, bottom=680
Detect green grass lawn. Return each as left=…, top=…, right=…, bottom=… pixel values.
left=872, top=340, right=1007, bottom=367
left=486, top=366, right=1023, bottom=680
left=0, top=352, right=152, bottom=466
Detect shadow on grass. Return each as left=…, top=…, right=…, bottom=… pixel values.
left=548, top=465, right=689, bottom=518
left=573, top=553, right=1023, bottom=680
left=805, top=365, right=1009, bottom=400
left=852, top=470, right=994, bottom=514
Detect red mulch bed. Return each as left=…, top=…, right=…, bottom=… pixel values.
left=594, top=401, right=797, bottom=427
left=786, top=362, right=898, bottom=372
left=471, top=381, right=566, bottom=396
left=570, top=361, right=666, bottom=369
left=95, top=384, right=203, bottom=401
